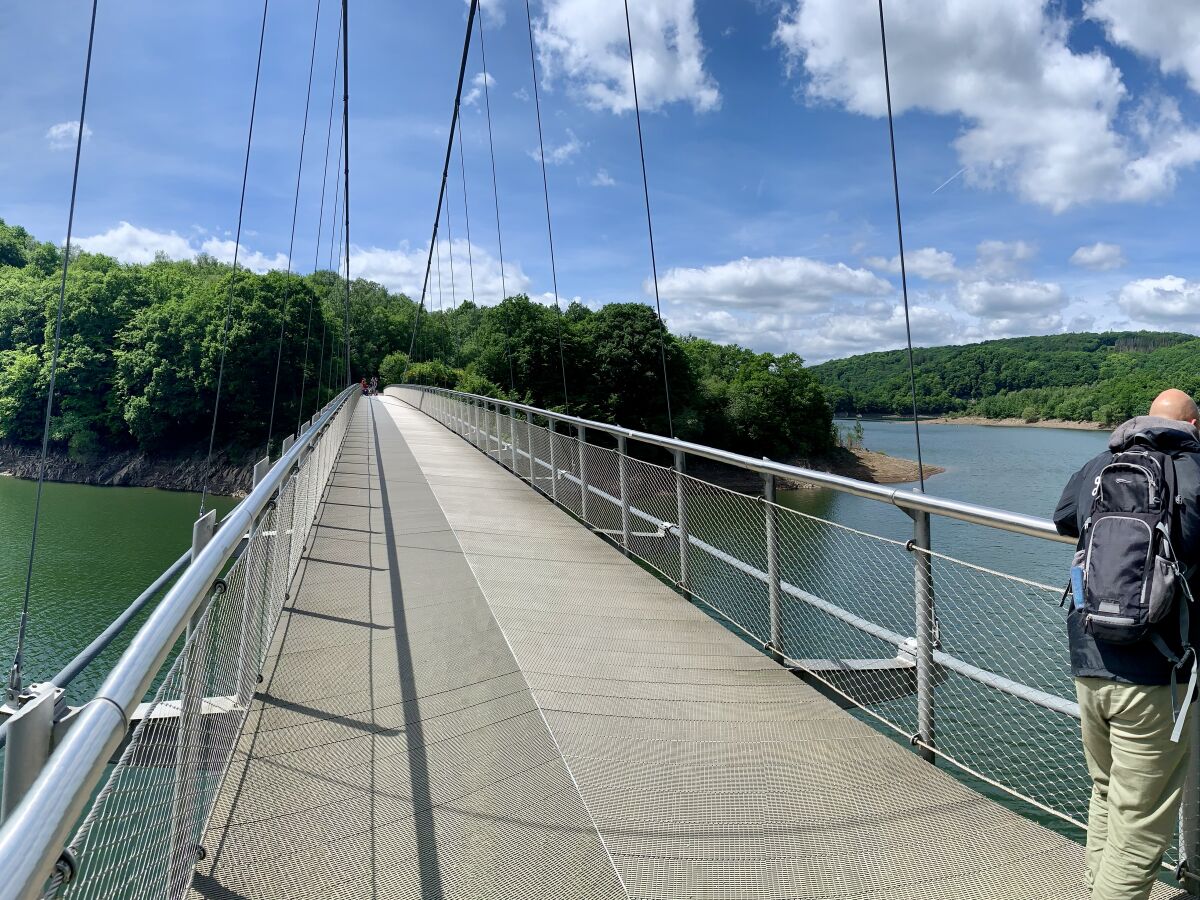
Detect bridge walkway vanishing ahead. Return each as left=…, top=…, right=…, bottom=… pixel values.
left=194, top=395, right=1183, bottom=900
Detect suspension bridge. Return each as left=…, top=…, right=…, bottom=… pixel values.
left=3, top=0, right=1199, bottom=898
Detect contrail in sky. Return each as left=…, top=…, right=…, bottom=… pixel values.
left=931, top=166, right=966, bottom=195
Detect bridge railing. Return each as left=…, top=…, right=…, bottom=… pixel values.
left=0, top=386, right=359, bottom=900
left=391, top=384, right=1200, bottom=888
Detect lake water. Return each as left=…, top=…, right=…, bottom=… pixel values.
left=783, top=418, right=1111, bottom=584
left=0, top=477, right=235, bottom=702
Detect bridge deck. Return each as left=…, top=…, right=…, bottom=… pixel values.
left=194, top=396, right=1177, bottom=899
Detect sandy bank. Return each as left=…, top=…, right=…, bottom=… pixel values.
left=689, top=447, right=942, bottom=495
left=922, top=415, right=1106, bottom=431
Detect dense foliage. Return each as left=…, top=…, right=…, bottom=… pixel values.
left=811, top=332, right=1199, bottom=425
left=0, top=218, right=834, bottom=462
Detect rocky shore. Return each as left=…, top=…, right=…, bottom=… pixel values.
left=0, top=443, right=256, bottom=496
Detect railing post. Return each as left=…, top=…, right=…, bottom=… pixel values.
left=577, top=425, right=589, bottom=521
left=509, top=405, right=519, bottom=473
left=548, top=419, right=559, bottom=503
left=472, top=399, right=480, bottom=446
left=674, top=449, right=690, bottom=594
left=493, top=403, right=502, bottom=460
left=1179, top=715, right=1200, bottom=891
left=168, top=509, right=217, bottom=896
left=235, top=457, right=271, bottom=703
left=1, top=682, right=60, bottom=824
left=763, top=473, right=783, bottom=664
left=526, top=411, right=535, bottom=483
left=912, top=509, right=936, bottom=764
left=617, top=434, right=631, bottom=552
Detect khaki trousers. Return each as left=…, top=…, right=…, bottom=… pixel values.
left=1076, top=676, right=1192, bottom=900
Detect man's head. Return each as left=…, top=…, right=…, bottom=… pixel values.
left=1149, top=388, right=1200, bottom=426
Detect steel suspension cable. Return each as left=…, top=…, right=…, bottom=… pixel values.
left=877, top=0, right=926, bottom=490
left=622, top=0, right=674, bottom=437
left=475, top=7, right=516, bottom=392
left=444, top=156, right=463, bottom=362
left=327, top=149, right=342, bottom=272
left=301, top=10, right=343, bottom=429
left=341, top=0, right=351, bottom=388
left=445, top=174, right=457, bottom=309
left=7, top=0, right=99, bottom=703
left=457, top=121, right=477, bottom=306
left=266, top=0, right=323, bottom=455
left=523, top=0, right=570, bottom=412
left=199, top=0, right=271, bottom=516
left=404, top=0, right=480, bottom=379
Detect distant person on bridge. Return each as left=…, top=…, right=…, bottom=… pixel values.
left=1055, top=388, right=1200, bottom=900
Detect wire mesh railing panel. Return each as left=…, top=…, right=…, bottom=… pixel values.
left=550, top=430, right=584, bottom=519
left=621, top=454, right=683, bottom=586
left=52, top=394, right=355, bottom=900
left=578, top=443, right=623, bottom=535
left=676, top=474, right=772, bottom=645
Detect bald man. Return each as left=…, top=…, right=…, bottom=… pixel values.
left=1055, top=389, right=1200, bottom=899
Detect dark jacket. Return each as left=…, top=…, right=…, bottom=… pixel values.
left=1054, top=415, right=1200, bottom=684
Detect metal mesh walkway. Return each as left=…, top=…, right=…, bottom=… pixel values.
left=195, top=396, right=1183, bottom=899
left=192, top=399, right=624, bottom=899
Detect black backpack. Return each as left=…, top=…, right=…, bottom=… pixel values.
left=1074, top=444, right=1197, bottom=740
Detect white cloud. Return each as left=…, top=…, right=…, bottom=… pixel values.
left=535, top=0, right=720, bottom=114
left=45, top=121, right=92, bottom=151
left=351, top=238, right=529, bottom=304
left=1086, top=1, right=1200, bottom=94
left=774, top=0, right=1200, bottom=211
left=1117, top=275, right=1200, bottom=323
left=76, top=222, right=294, bottom=273
left=528, top=128, right=582, bottom=165
left=463, top=71, right=495, bottom=107
left=591, top=168, right=616, bottom=187
left=956, top=278, right=1067, bottom=318
left=75, top=221, right=195, bottom=264
left=469, top=0, right=506, bottom=27
left=1070, top=241, right=1125, bottom=270
left=865, top=247, right=958, bottom=281
left=655, top=255, right=893, bottom=312
left=975, top=239, right=1037, bottom=277
left=199, top=238, right=289, bottom=274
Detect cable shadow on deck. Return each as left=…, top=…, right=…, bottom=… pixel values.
left=369, top=402, right=446, bottom=900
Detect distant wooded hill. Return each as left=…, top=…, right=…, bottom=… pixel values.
left=810, top=331, right=1199, bottom=425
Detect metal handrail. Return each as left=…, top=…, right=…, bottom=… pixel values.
left=394, top=385, right=1074, bottom=545
left=0, top=385, right=356, bottom=900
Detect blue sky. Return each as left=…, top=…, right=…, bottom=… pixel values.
left=4, top=0, right=1200, bottom=362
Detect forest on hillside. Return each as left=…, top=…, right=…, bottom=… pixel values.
left=811, top=332, right=1200, bottom=425
left=0, top=218, right=833, bottom=464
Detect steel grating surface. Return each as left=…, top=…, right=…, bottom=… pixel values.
left=192, top=400, right=626, bottom=899
left=378, top=394, right=1188, bottom=900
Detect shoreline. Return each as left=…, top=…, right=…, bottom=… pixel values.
left=690, top=447, right=942, bottom=495
left=0, top=444, right=254, bottom=496
left=919, top=415, right=1106, bottom=431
